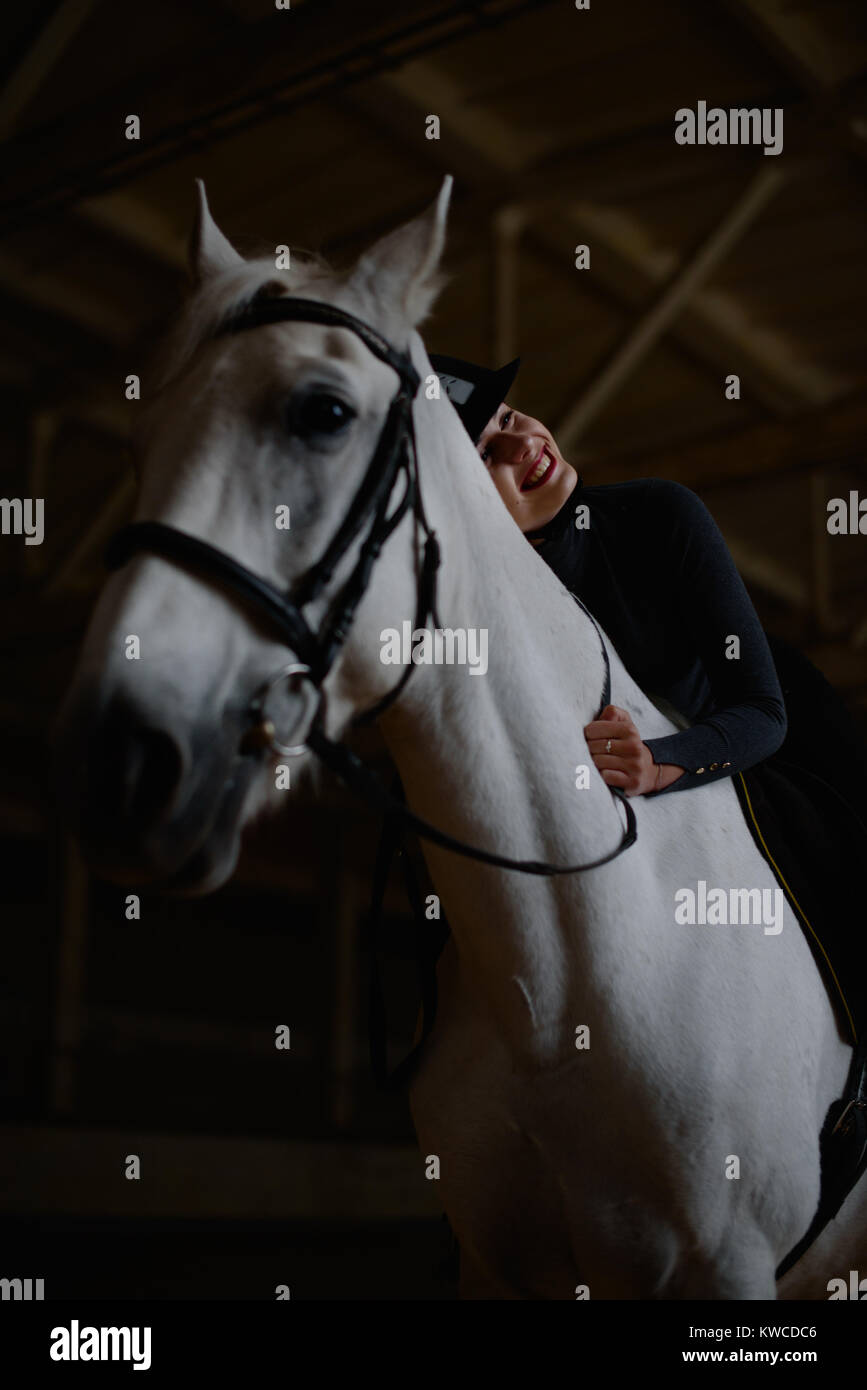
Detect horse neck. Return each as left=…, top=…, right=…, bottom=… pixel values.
left=372, top=361, right=679, bottom=1055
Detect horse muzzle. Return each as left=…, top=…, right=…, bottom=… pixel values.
left=52, top=683, right=264, bottom=889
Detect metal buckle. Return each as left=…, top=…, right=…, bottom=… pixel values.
left=243, top=662, right=323, bottom=757
left=831, top=1097, right=867, bottom=1138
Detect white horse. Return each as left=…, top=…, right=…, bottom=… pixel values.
left=55, top=176, right=865, bottom=1299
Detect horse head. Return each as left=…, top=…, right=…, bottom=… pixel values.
left=53, top=177, right=453, bottom=893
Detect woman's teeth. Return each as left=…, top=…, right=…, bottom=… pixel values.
left=522, top=449, right=554, bottom=490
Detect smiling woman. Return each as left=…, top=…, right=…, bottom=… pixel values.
left=431, top=349, right=787, bottom=799
left=431, top=353, right=579, bottom=532
left=476, top=403, right=579, bottom=530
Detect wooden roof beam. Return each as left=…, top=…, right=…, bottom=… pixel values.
left=523, top=193, right=848, bottom=419
left=554, top=167, right=788, bottom=451
left=75, top=193, right=188, bottom=272
left=344, top=69, right=840, bottom=426
left=0, top=252, right=130, bottom=345
left=0, top=0, right=97, bottom=140
left=721, top=0, right=867, bottom=166
left=603, top=388, right=867, bottom=489
left=721, top=0, right=867, bottom=94
left=0, top=0, right=558, bottom=230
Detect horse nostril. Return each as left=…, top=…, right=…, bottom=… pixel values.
left=120, top=726, right=184, bottom=828
left=88, top=708, right=186, bottom=834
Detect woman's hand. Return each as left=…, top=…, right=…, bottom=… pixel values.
left=583, top=704, right=684, bottom=796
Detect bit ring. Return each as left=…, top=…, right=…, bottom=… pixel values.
left=245, top=662, right=322, bottom=757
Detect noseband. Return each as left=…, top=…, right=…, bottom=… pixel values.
left=105, top=293, right=636, bottom=878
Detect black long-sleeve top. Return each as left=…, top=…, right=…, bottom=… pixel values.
left=526, top=477, right=787, bottom=795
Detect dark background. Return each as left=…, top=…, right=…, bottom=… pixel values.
left=1, top=0, right=866, bottom=1299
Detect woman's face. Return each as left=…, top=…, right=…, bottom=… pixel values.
left=476, top=402, right=579, bottom=532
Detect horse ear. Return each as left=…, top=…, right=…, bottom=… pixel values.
left=189, top=179, right=244, bottom=283
left=349, top=175, right=452, bottom=326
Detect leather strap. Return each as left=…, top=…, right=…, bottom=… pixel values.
left=305, top=592, right=636, bottom=880
left=222, top=295, right=421, bottom=394
left=777, top=1038, right=867, bottom=1278
left=105, top=521, right=321, bottom=666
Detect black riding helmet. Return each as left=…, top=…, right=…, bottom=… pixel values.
left=430, top=354, right=520, bottom=445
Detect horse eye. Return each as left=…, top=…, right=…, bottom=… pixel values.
left=289, top=392, right=356, bottom=439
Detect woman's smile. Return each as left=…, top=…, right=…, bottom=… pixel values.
left=476, top=402, right=578, bottom=530
left=520, top=446, right=557, bottom=491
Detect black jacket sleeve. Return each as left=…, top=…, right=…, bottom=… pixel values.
left=642, top=481, right=787, bottom=795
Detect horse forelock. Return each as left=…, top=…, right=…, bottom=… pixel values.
left=152, top=251, right=339, bottom=395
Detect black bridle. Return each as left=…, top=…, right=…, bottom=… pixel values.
left=105, top=292, right=637, bottom=878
